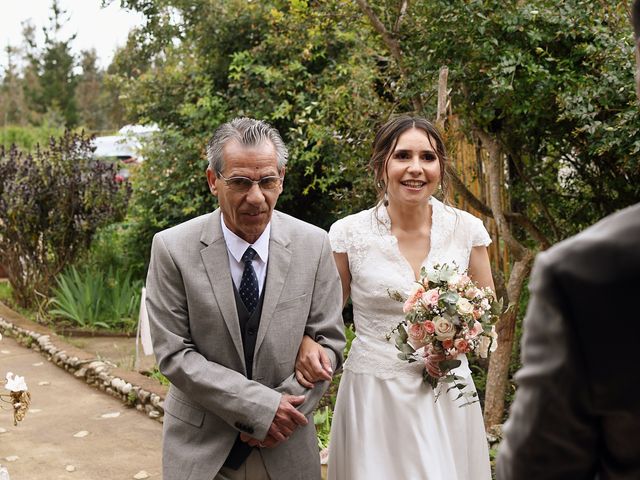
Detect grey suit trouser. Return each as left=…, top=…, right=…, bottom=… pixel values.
left=215, top=450, right=271, bottom=480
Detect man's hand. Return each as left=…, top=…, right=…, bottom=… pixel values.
left=239, top=394, right=308, bottom=448
left=269, top=394, right=308, bottom=439
left=295, top=335, right=333, bottom=388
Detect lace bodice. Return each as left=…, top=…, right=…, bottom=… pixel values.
left=329, top=198, right=491, bottom=379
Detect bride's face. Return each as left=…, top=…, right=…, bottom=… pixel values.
left=384, top=128, right=441, bottom=206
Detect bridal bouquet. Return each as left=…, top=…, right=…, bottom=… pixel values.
left=388, top=264, right=502, bottom=405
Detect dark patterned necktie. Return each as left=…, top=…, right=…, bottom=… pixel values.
left=239, top=247, right=259, bottom=313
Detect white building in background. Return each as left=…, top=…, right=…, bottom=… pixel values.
left=92, top=124, right=159, bottom=179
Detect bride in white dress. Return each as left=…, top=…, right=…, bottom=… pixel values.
left=295, top=116, right=493, bottom=479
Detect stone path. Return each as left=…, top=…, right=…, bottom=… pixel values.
left=0, top=334, right=163, bottom=480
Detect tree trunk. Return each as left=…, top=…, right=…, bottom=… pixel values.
left=483, top=254, right=533, bottom=427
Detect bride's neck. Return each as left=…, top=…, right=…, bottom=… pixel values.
left=386, top=200, right=432, bottom=231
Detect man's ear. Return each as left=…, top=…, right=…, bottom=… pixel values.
left=206, top=167, right=218, bottom=196
left=279, top=166, right=286, bottom=191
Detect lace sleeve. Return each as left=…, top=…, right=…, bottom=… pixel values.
left=471, top=217, right=492, bottom=247
left=328, top=218, right=349, bottom=253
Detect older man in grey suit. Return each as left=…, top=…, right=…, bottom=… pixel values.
left=497, top=5, right=640, bottom=478
left=146, top=117, right=345, bottom=480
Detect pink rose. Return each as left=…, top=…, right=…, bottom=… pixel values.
left=403, top=284, right=425, bottom=313
left=420, top=288, right=440, bottom=308
left=454, top=338, right=470, bottom=353
left=469, top=322, right=483, bottom=338
left=465, top=287, right=479, bottom=299
left=457, top=275, right=471, bottom=289
left=423, top=320, right=436, bottom=334
left=472, top=308, right=483, bottom=320
left=408, top=322, right=427, bottom=344
left=433, top=316, right=455, bottom=341
left=442, top=339, right=454, bottom=350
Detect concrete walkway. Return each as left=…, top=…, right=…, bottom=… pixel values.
left=0, top=334, right=163, bottom=479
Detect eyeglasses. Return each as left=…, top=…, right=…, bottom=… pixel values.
left=217, top=172, right=283, bottom=192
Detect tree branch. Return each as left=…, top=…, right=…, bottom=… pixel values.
left=449, top=170, right=550, bottom=248
left=355, top=0, right=423, bottom=112
left=393, top=0, right=409, bottom=34
left=436, top=66, right=449, bottom=129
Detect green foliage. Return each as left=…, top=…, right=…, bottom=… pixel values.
left=122, top=130, right=213, bottom=276
left=83, top=222, right=145, bottom=281
left=0, top=125, right=64, bottom=150
left=344, top=323, right=356, bottom=359
left=401, top=0, right=640, bottom=238
left=0, top=131, right=130, bottom=307
left=49, top=265, right=142, bottom=332
left=127, top=391, right=138, bottom=406
left=314, top=405, right=332, bottom=450
left=145, top=365, right=170, bottom=387
left=0, top=281, right=11, bottom=304
left=111, top=0, right=390, bottom=259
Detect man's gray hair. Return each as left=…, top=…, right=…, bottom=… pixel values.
left=206, top=117, right=288, bottom=174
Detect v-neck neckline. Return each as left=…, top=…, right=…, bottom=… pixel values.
left=378, top=198, right=438, bottom=282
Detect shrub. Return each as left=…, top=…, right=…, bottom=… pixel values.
left=0, top=131, right=130, bottom=307
left=49, top=265, right=142, bottom=332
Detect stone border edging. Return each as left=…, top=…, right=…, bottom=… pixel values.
left=0, top=305, right=167, bottom=423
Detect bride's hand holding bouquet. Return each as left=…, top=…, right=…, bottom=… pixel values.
left=388, top=264, right=503, bottom=405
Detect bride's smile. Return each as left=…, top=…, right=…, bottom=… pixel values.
left=384, top=127, right=441, bottom=204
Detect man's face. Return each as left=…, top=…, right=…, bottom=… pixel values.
left=207, top=140, right=284, bottom=244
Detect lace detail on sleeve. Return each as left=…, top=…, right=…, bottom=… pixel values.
left=328, top=210, right=376, bottom=275
left=470, top=217, right=492, bottom=247
left=328, top=218, right=349, bottom=253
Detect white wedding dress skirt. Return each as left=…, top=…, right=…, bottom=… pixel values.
left=327, top=201, right=493, bottom=480
left=327, top=363, right=491, bottom=480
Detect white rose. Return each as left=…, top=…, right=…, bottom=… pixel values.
left=447, top=273, right=461, bottom=289
left=433, top=316, right=455, bottom=341
left=456, top=297, right=474, bottom=315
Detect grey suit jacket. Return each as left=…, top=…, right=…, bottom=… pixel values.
left=498, top=203, right=640, bottom=480
left=145, top=209, right=345, bottom=480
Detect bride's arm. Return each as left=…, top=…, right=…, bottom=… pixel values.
left=468, top=246, right=495, bottom=292
left=295, top=252, right=352, bottom=388
left=334, top=252, right=351, bottom=307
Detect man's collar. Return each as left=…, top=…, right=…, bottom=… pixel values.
left=220, top=213, right=270, bottom=263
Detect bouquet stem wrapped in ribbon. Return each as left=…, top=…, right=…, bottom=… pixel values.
left=388, top=264, right=503, bottom=406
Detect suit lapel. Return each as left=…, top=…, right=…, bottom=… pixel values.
left=255, top=212, right=292, bottom=356
left=199, top=210, right=246, bottom=371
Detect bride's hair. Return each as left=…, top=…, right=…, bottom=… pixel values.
left=369, top=115, right=450, bottom=206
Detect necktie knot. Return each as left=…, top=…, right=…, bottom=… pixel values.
left=242, top=247, right=257, bottom=264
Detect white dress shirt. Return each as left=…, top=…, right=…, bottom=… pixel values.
left=220, top=213, right=270, bottom=296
